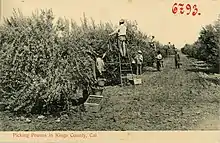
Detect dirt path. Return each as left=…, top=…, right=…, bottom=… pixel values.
left=0, top=54, right=219, bottom=131
left=101, top=54, right=220, bottom=130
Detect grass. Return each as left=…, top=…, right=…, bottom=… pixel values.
left=0, top=54, right=219, bottom=131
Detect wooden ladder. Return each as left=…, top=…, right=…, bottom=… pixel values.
left=119, top=53, right=134, bottom=86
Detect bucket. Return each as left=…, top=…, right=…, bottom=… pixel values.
left=93, top=87, right=104, bottom=95
left=97, top=78, right=106, bottom=87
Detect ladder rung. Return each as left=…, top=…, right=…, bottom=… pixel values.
left=121, top=63, right=131, bottom=65
left=121, top=76, right=128, bottom=79
left=106, top=62, right=120, bottom=64
left=121, top=67, right=132, bottom=69
left=121, top=70, right=132, bottom=72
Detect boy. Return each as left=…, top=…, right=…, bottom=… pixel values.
left=109, top=19, right=127, bottom=58
left=135, top=50, right=143, bottom=75
left=131, top=56, right=136, bottom=74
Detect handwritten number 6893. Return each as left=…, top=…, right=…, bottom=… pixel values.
left=172, top=3, right=200, bottom=16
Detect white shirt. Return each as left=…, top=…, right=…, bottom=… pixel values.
left=112, top=24, right=127, bottom=36
left=150, top=39, right=156, bottom=49
left=156, top=54, right=162, bottom=60
left=96, top=57, right=105, bottom=74
left=168, top=44, right=171, bottom=48
left=135, top=54, right=143, bottom=64
left=132, top=58, right=136, bottom=64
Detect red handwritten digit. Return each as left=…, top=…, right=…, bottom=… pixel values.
left=178, top=3, right=184, bottom=14
left=172, top=3, right=178, bottom=14
left=185, top=4, right=191, bottom=15
left=192, top=4, right=198, bottom=16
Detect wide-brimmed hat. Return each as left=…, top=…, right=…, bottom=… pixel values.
left=119, top=19, right=125, bottom=23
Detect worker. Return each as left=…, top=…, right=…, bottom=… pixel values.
left=86, top=50, right=107, bottom=79
left=95, top=50, right=108, bottom=78
left=96, top=57, right=104, bottom=78
left=131, top=56, right=136, bottom=74
left=166, top=42, right=171, bottom=56
left=109, top=19, right=127, bottom=58
left=174, top=50, right=180, bottom=69
left=135, top=50, right=143, bottom=75
left=156, top=50, right=163, bottom=71
left=149, top=36, right=156, bottom=51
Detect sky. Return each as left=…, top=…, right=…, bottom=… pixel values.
left=2, top=0, right=220, bottom=48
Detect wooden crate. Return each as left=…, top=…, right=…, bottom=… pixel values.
left=127, top=74, right=135, bottom=80
left=84, top=103, right=101, bottom=113
left=133, top=78, right=142, bottom=85
left=97, top=78, right=106, bottom=87
left=84, top=95, right=103, bottom=113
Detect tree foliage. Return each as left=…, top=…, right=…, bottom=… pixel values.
left=181, top=15, right=220, bottom=70
left=0, top=9, right=166, bottom=115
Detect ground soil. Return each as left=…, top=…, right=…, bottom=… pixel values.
left=0, top=54, right=219, bottom=131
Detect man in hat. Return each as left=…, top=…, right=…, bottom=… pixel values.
left=134, top=50, right=143, bottom=75
left=156, top=50, right=163, bottom=71
left=109, top=19, right=127, bottom=58
left=174, top=50, right=180, bottom=69
left=165, top=42, right=171, bottom=56
left=149, top=36, right=156, bottom=51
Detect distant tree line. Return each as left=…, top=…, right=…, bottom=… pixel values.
left=181, top=15, right=220, bottom=70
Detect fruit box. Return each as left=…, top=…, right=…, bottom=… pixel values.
left=133, top=78, right=142, bottom=85
left=84, top=95, right=103, bottom=113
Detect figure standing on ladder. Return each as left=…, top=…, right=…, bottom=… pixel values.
left=109, top=19, right=127, bottom=58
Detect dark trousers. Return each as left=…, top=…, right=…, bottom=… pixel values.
left=165, top=50, right=168, bottom=56
left=156, top=60, right=161, bottom=71
left=132, top=63, right=136, bottom=74
left=175, top=60, right=180, bottom=68
left=136, top=64, right=142, bottom=75
left=117, top=36, right=126, bottom=57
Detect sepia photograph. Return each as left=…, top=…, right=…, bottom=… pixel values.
left=0, top=0, right=219, bottom=132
